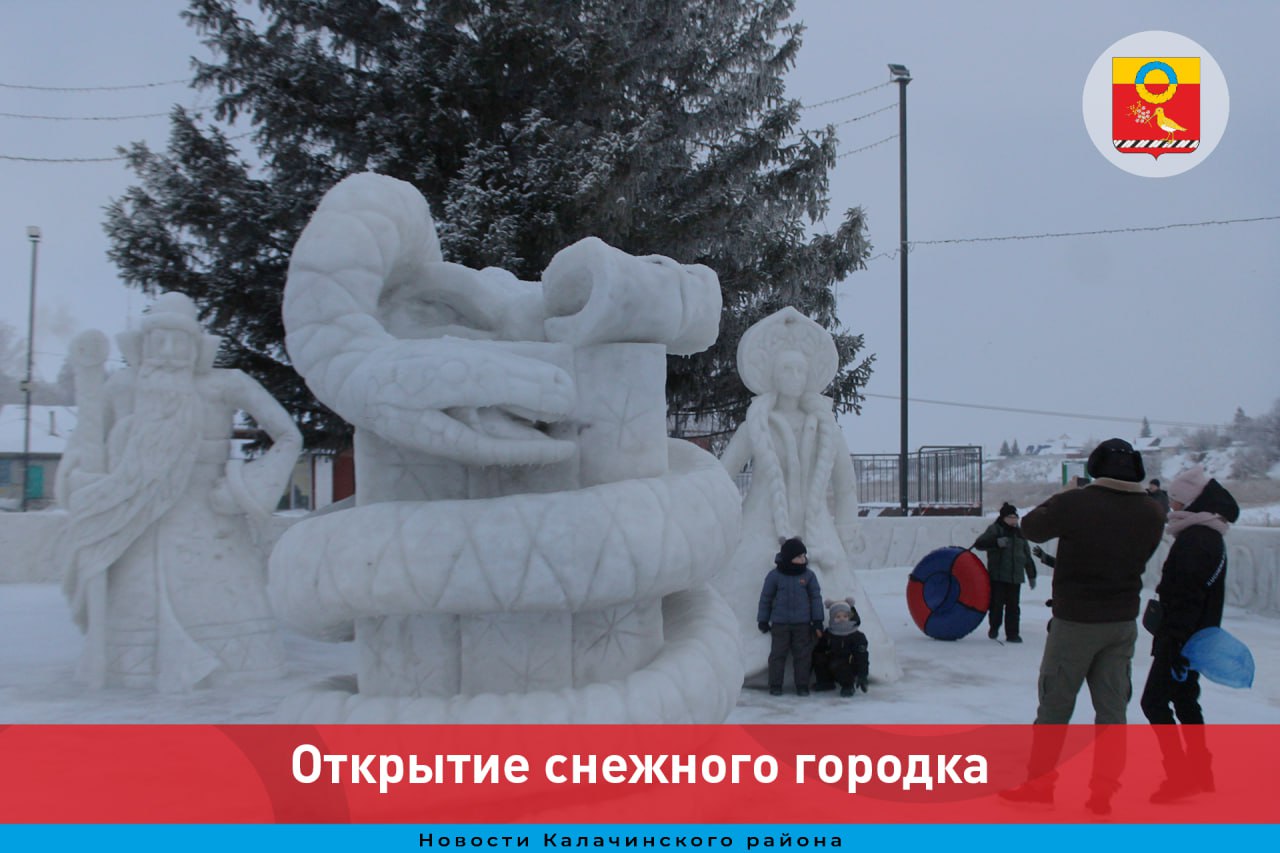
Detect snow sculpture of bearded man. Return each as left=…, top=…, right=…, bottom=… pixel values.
left=57, top=292, right=302, bottom=691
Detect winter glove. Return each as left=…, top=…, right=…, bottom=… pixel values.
left=758, top=621, right=771, bottom=634
left=811, top=620, right=824, bottom=634
left=1171, top=654, right=1191, bottom=682
left=996, top=537, right=1010, bottom=548
left=855, top=675, right=869, bottom=693
left=1027, top=575, right=1037, bottom=590
left=1032, top=545, right=1044, bottom=559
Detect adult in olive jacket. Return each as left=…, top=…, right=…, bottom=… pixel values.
left=973, top=502, right=1036, bottom=642
left=1000, top=438, right=1166, bottom=813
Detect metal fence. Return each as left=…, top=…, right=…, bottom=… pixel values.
left=730, top=445, right=983, bottom=517
left=851, top=445, right=983, bottom=516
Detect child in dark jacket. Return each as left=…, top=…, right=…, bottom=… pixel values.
left=973, top=501, right=1036, bottom=642
left=757, top=537, right=824, bottom=696
left=812, top=598, right=870, bottom=697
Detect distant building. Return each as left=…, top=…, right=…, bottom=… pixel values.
left=1021, top=434, right=1086, bottom=457
left=0, top=404, right=77, bottom=510
left=1, top=402, right=344, bottom=512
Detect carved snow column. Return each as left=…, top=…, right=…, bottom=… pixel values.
left=457, top=239, right=714, bottom=695
left=546, top=239, right=720, bottom=690
left=350, top=341, right=576, bottom=699
left=353, top=239, right=720, bottom=700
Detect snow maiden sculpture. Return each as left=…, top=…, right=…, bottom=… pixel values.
left=715, top=307, right=901, bottom=683
left=269, top=172, right=744, bottom=723
left=56, top=293, right=302, bottom=691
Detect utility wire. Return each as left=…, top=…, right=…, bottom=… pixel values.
left=856, top=215, right=1280, bottom=261
left=0, top=153, right=130, bottom=163
left=0, top=110, right=173, bottom=121
left=831, top=102, right=896, bottom=127
left=0, top=130, right=255, bottom=163
left=836, top=133, right=898, bottom=158
left=802, top=81, right=892, bottom=109
left=862, top=392, right=1218, bottom=429
left=913, top=215, right=1280, bottom=247
left=0, top=78, right=189, bottom=92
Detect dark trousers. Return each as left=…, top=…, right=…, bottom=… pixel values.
left=1141, top=642, right=1212, bottom=785
left=768, top=623, right=815, bottom=690
left=812, top=634, right=870, bottom=689
left=988, top=580, right=1022, bottom=639
left=1140, top=642, right=1204, bottom=725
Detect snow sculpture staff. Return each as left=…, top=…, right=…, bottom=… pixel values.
left=270, top=172, right=743, bottom=724
left=56, top=292, right=302, bottom=691
left=716, top=307, right=901, bottom=683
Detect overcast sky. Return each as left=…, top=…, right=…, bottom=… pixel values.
left=2, top=1, right=1278, bottom=456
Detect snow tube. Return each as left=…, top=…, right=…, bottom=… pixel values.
left=1178, top=627, right=1255, bottom=689
left=906, top=546, right=991, bottom=641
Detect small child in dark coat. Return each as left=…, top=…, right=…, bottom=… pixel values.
left=757, top=537, right=824, bottom=696
left=812, top=598, right=870, bottom=697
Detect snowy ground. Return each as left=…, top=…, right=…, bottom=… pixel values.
left=2, top=566, right=1277, bottom=725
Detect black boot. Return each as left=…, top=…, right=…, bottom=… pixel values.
left=1149, top=727, right=1199, bottom=804
left=1184, top=726, right=1215, bottom=793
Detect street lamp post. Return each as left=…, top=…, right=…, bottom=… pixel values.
left=888, top=63, right=911, bottom=515
left=21, top=226, right=41, bottom=512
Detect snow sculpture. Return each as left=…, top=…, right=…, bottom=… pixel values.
left=715, top=307, right=902, bottom=682
left=56, top=293, right=302, bottom=691
left=269, top=172, right=743, bottom=723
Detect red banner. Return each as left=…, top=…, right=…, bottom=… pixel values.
left=0, top=725, right=1274, bottom=824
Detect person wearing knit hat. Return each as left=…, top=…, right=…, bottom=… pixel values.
left=973, top=502, right=1036, bottom=642
left=1139, top=466, right=1240, bottom=804
left=1165, top=466, right=1211, bottom=510
left=1000, top=438, right=1166, bottom=814
left=757, top=537, right=824, bottom=696
left=811, top=598, right=870, bottom=697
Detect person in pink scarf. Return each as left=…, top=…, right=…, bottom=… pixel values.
left=1140, top=465, right=1240, bottom=804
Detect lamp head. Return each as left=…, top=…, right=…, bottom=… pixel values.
left=26, top=226, right=41, bottom=241
left=888, top=63, right=912, bottom=82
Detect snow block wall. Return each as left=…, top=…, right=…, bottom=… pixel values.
left=5, top=512, right=1280, bottom=615
left=850, top=517, right=1280, bottom=616
left=0, top=511, right=63, bottom=583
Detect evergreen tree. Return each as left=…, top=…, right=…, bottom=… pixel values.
left=1010, top=439, right=1020, bottom=456
left=998, top=440, right=1010, bottom=457
left=1231, top=406, right=1251, bottom=436
left=1139, top=416, right=1152, bottom=438
left=105, top=0, right=874, bottom=449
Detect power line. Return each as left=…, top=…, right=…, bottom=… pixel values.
left=0, top=110, right=173, bottom=122
left=0, top=78, right=189, bottom=92
left=836, top=133, right=898, bottom=158
left=0, top=130, right=255, bottom=163
left=0, top=153, right=129, bottom=163
left=831, top=103, right=896, bottom=127
left=856, top=214, right=1280, bottom=261
left=802, top=81, right=892, bottom=109
left=862, top=392, right=1218, bottom=429
left=913, top=215, right=1280, bottom=247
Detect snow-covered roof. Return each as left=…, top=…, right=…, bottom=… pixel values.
left=0, top=404, right=77, bottom=455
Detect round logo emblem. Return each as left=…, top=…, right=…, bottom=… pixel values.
left=1082, top=30, right=1229, bottom=177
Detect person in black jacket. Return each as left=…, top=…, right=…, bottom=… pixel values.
left=812, top=598, right=870, bottom=697
left=1140, top=466, right=1239, bottom=804
left=973, top=502, right=1036, bottom=642
left=1147, top=478, right=1171, bottom=516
